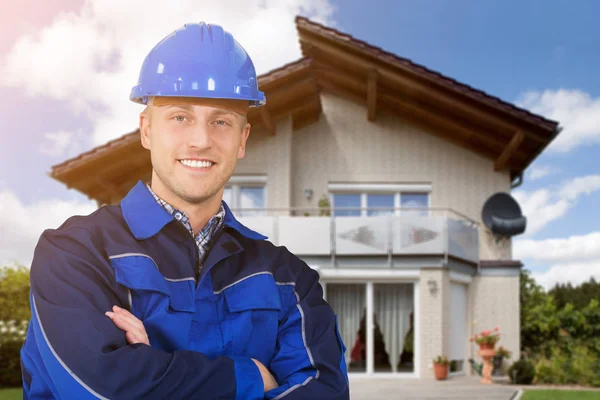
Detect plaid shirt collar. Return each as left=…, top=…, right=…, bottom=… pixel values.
left=145, top=184, right=225, bottom=264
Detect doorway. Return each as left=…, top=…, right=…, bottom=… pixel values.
left=325, top=281, right=418, bottom=376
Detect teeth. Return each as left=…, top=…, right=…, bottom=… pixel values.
left=180, top=159, right=213, bottom=168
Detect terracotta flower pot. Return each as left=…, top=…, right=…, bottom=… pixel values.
left=479, top=343, right=494, bottom=351
left=434, top=363, right=448, bottom=380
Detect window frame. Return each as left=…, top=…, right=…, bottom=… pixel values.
left=328, top=183, right=431, bottom=217
left=224, top=175, right=267, bottom=213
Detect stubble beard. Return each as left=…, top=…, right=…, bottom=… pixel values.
left=153, top=160, right=234, bottom=206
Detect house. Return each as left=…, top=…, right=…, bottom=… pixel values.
left=49, top=17, right=560, bottom=379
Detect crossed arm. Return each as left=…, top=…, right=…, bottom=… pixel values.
left=105, top=306, right=279, bottom=391
left=26, top=227, right=348, bottom=399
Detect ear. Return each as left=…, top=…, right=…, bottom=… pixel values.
left=237, top=122, right=251, bottom=159
left=140, top=109, right=151, bottom=150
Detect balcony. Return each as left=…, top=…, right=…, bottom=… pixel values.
left=233, top=207, right=479, bottom=265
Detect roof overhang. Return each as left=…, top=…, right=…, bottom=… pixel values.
left=295, top=17, right=558, bottom=174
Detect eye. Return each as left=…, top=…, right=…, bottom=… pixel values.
left=214, top=119, right=230, bottom=126
left=174, top=115, right=187, bottom=122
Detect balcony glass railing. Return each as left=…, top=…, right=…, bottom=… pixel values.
left=231, top=207, right=479, bottom=264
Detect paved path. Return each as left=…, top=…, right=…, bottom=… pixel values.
left=349, top=376, right=518, bottom=400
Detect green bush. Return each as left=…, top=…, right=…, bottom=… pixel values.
left=534, top=341, right=600, bottom=387
left=581, top=299, right=600, bottom=342
left=0, top=339, right=25, bottom=387
left=0, top=265, right=30, bottom=388
left=520, top=271, right=600, bottom=387
left=508, top=359, right=535, bottom=384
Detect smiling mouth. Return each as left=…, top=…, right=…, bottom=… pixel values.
left=178, top=159, right=215, bottom=169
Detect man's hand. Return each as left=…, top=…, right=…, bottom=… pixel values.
left=105, top=305, right=150, bottom=346
left=105, top=307, right=278, bottom=392
left=252, top=359, right=278, bottom=392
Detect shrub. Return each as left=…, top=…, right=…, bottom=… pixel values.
left=534, top=341, right=600, bottom=387
left=497, top=346, right=512, bottom=359
left=0, top=338, right=25, bottom=387
left=582, top=299, right=600, bottom=343
left=535, top=354, right=568, bottom=384
left=508, top=359, right=535, bottom=384
left=0, top=265, right=30, bottom=388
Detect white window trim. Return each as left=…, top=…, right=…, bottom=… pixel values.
left=225, top=175, right=267, bottom=210
left=324, top=278, right=420, bottom=378
left=328, top=183, right=432, bottom=192
left=328, top=183, right=431, bottom=217
left=228, top=175, right=267, bottom=184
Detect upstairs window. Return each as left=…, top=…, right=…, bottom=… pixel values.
left=223, top=176, right=266, bottom=216
left=329, top=183, right=430, bottom=217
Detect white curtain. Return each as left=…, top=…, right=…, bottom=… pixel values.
left=326, top=283, right=414, bottom=373
left=374, top=283, right=414, bottom=373
left=326, top=284, right=365, bottom=365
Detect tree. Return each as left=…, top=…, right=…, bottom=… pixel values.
left=0, top=264, right=31, bottom=387
left=550, top=278, right=600, bottom=309
left=0, top=265, right=30, bottom=322
left=520, top=269, right=559, bottom=354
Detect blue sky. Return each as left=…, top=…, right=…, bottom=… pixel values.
left=0, top=0, right=598, bottom=288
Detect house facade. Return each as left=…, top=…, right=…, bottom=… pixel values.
left=50, top=17, right=559, bottom=379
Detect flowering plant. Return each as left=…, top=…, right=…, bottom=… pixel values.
left=469, top=326, right=500, bottom=346
left=433, top=355, right=450, bottom=365
left=496, top=346, right=512, bottom=358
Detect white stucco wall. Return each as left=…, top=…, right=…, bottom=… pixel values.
left=290, top=92, right=513, bottom=260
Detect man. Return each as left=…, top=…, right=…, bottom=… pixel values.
left=20, top=22, right=349, bottom=399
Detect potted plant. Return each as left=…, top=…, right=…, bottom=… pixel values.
left=469, top=327, right=501, bottom=350
left=318, top=195, right=331, bottom=216
left=492, top=346, right=511, bottom=376
left=433, top=355, right=450, bottom=380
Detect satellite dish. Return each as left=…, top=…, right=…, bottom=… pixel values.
left=481, top=192, right=526, bottom=236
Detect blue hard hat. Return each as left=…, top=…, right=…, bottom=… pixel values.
left=130, top=22, right=265, bottom=107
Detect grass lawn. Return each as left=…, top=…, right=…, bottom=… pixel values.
left=0, top=389, right=22, bottom=400
left=523, top=390, right=600, bottom=400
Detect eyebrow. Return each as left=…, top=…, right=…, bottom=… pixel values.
left=163, top=104, right=194, bottom=112
left=207, top=109, right=240, bottom=118
left=162, top=105, right=240, bottom=118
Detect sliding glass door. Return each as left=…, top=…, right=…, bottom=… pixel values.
left=326, top=282, right=416, bottom=375
left=326, top=284, right=366, bottom=372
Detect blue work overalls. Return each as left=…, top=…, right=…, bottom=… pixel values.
left=20, top=181, right=349, bottom=399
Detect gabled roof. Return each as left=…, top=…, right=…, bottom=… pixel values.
left=295, top=17, right=558, bottom=174
left=295, top=16, right=556, bottom=131
left=51, top=17, right=559, bottom=204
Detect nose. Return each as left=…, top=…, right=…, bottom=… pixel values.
left=187, top=124, right=213, bottom=150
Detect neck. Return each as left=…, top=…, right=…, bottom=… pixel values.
left=150, top=176, right=222, bottom=236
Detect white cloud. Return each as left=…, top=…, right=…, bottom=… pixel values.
left=1, top=0, right=336, bottom=146
left=533, top=260, right=600, bottom=290
left=513, top=174, right=600, bottom=236
left=528, top=165, right=558, bottom=181
left=517, top=89, right=600, bottom=153
left=513, top=188, right=570, bottom=236
left=515, top=231, right=600, bottom=290
left=559, top=175, right=600, bottom=201
left=39, top=130, right=84, bottom=157
left=0, top=189, right=96, bottom=267
left=515, top=231, right=600, bottom=264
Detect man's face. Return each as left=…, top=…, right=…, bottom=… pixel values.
left=140, top=98, right=250, bottom=205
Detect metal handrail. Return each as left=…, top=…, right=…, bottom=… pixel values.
left=227, top=206, right=480, bottom=225
left=229, top=206, right=480, bottom=264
